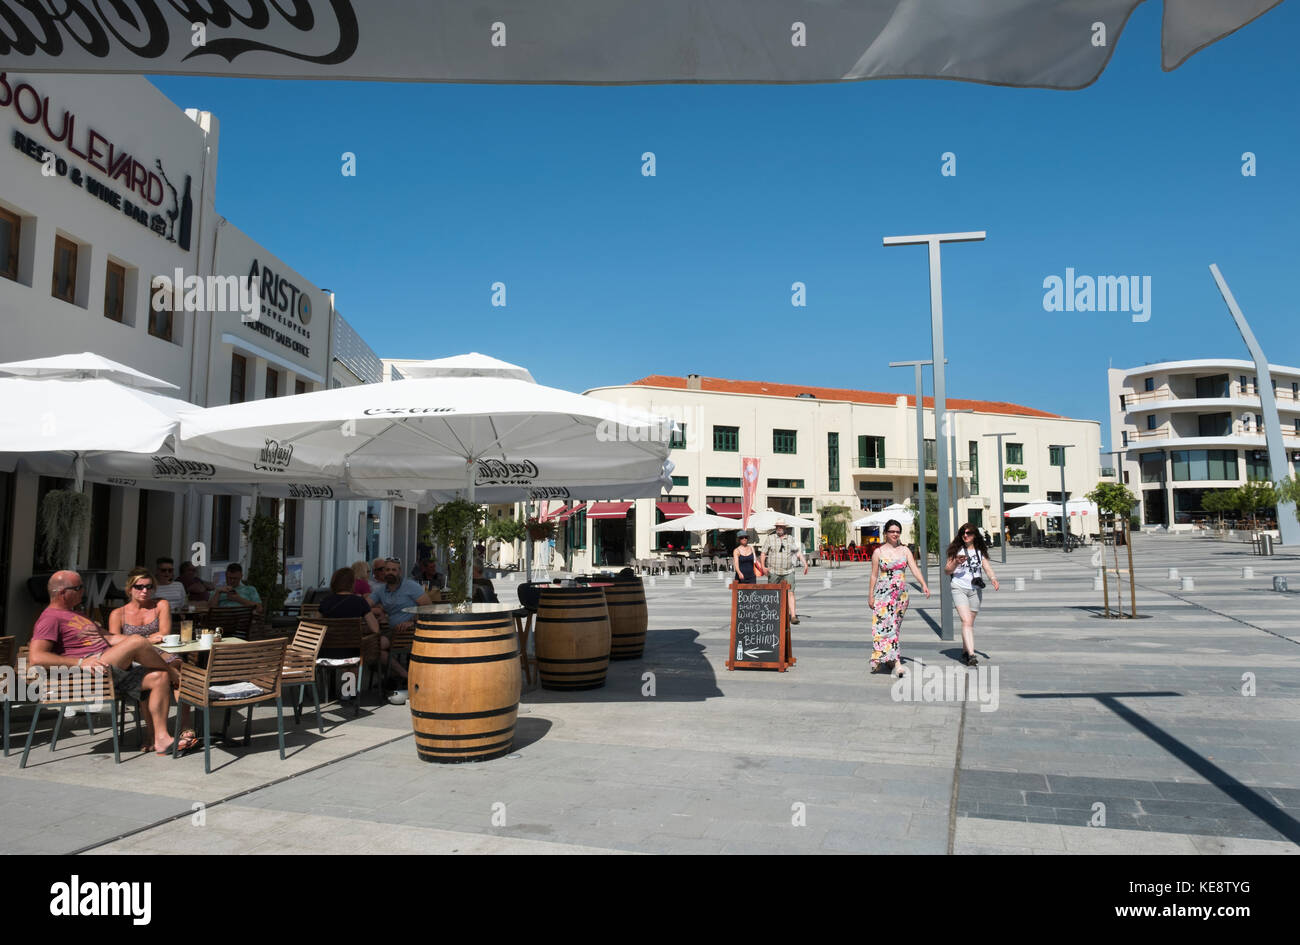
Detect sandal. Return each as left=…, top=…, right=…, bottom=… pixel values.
left=174, top=730, right=200, bottom=755
left=967, top=653, right=979, bottom=667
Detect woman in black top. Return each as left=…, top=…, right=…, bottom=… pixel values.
left=732, top=532, right=762, bottom=583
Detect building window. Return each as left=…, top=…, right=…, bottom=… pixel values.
left=706, top=495, right=740, bottom=506
left=295, top=379, right=307, bottom=395
left=1139, top=452, right=1165, bottom=483
left=230, top=353, right=248, bottom=404
left=1255, top=414, right=1263, bottom=431
left=858, top=481, right=893, bottom=492
left=51, top=236, right=78, bottom=303
left=266, top=367, right=279, bottom=399
left=1195, top=375, right=1229, bottom=398
left=827, top=432, right=839, bottom=492
left=1292, top=382, right=1298, bottom=399
left=706, top=476, right=742, bottom=488
left=1118, top=394, right=1126, bottom=411
left=1049, top=447, right=1065, bottom=467
left=767, top=479, right=804, bottom=489
left=1245, top=451, right=1271, bottom=481
left=773, top=429, right=797, bottom=454
left=148, top=276, right=174, bottom=341
left=0, top=207, right=21, bottom=281
left=1295, top=419, right=1300, bottom=434
left=1239, top=375, right=1248, bottom=394
left=799, top=498, right=813, bottom=514
left=669, top=424, right=687, bottom=450
left=671, top=475, right=689, bottom=487
left=1146, top=415, right=1158, bottom=431
left=924, top=438, right=936, bottom=470
left=968, top=441, right=979, bottom=493
left=1197, top=413, right=1231, bottom=437
left=1121, top=431, right=1129, bottom=447
left=1003, top=484, right=1030, bottom=494
left=104, top=261, right=126, bottom=322
left=1171, top=449, right=1239, bottom=482
left=211, top=495, right=232, bottom=560
left=567, top=506, right=587, bottom=550
left=1006, top=442, right=1023, bottom=465
left=857, top=435, right=885, bottom=468
left=1046, top=491, right=1072, bottom=503
left=713, top=425, right=739, bottom=452
left=1144, top=377, right=1155, bottom=392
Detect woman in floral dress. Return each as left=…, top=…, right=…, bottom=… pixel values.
left=869, top=519, right=930, bottom=677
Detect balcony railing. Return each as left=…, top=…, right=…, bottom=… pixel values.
left=1125, top=423, right=1300, bottom=442
left=1125, top=387, right=1300, bottom=407
left=856, top=458, right=971, bottom=473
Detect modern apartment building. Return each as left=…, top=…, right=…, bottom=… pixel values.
left=1108, top=360, right=1300, bottom=528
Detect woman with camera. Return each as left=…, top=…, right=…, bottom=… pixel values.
left=945, top=523, right=999, bottom=666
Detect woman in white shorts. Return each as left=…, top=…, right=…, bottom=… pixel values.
left=944, top=523, right=999, bottom=666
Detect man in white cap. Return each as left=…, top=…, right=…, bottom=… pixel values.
left=760, top=519, right=808, bottom=625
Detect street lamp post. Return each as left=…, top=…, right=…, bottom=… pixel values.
left=884, top=231, right=986, bottom=643
left=982, top=432, right=1017, bottom=564
left=889, top=359, right=942, bottom=584
left=1051, top=444, right=1076, bottom=553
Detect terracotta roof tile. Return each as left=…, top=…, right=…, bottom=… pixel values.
left=626, top=375, right=1063, bottom=419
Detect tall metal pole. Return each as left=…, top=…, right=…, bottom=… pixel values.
left=885, top=231, right=985, bottom=643
left=1209, top=264, right=1300, bottom=546
left=890, top=359, right=939, bottom=584
left=983, top=432, right=1017, bottom=564
left=1052, top=444, right=1075, bottom=553
left=947, top=409, right=974, bottom=536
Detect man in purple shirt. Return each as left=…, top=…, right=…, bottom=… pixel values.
left=29, top=571, right=177, bottom=754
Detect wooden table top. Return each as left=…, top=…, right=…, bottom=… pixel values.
left=157, top=638, right=250, bottom=655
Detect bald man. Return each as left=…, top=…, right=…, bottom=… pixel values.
left=29, top=571, right=177, bottom=754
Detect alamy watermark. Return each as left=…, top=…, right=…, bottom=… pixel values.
left=1, top=664, right=107, bottom=710
left=595, top=402, right=703, bottom=448
left=890, top=658, right=999, bottom=712
left=1042, top=268, right=1150, bottom=323
left=151, top=269, right=259, bottom=322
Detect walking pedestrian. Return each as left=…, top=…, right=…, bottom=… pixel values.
left=869, top=519, right=929, bottom=676
left=760, top=520, right=808, bottom=624
left=945, top=522, right=1000, bottom=665
left=732, top=531, right=763, bottom=584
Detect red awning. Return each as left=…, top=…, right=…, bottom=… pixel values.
left=656, top=501, right=693, bottom=519
left=586, top=501, right=634, bottom=519
left=709, top=503, right=742, bottom=518
left=541, top=504, right=582, bottom=522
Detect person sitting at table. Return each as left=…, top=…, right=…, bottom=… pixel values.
left=410, top=557, right=441, bottom=588
left=29, top=571, right=178, bottom=755
left=367, top=558, right=433, bottom=684
left=472, top=564, right=498, bottom=603
left=320, top=567, right=381, bottom=635
left=350, top=559, right=373, bottom=597
left=178, top=562, right=213, bottom=604
left=208, top=563, right=263, bottom=615
left=110, top=567, right=197, bottom=753
left=152, top=557, right=186, bottom=609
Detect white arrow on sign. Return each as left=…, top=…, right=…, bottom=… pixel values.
left=744, top=648, right=772, bottom=658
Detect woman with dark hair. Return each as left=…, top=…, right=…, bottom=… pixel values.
left=945, top=522, right=1000, bottom=665
left=732, top=532, right=763, bottom=584
left=869, top=519, right=929, bottom=676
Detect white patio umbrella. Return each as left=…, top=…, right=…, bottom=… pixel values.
left=850, top=504, right=915, bottom=528
left=745, top=508, right=817, bottom=532
left=1003, top=501, right=1056, bottom=518
left=178, top=353, right=675, bottom=590
left=651, top=511, right=743, bottom=533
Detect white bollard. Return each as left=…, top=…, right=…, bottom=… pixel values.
left=1168, top=567, right=1179, bottom=580
left=1181, top=576, right=1195, bottom=591
left=648, top=575, right=656, bottom=587
left=822, top=574, right=832, bottom=589
left=1014, top=576, right=1026, bottom=591
left=684, top=574, right=693, bottom=588
left=1093, top=576, right=1103, bottom=591
left=507, top=572, right=516, bottom=582
left=1242, top=566, right=1254, bottom=579
left=1032, top=568, right=1042, bottom=582
left=717, top=570, right=725, bottom=581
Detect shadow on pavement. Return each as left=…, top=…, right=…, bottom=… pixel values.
left=523, top=628, right=723, bottom=704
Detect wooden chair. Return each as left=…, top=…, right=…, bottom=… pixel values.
left=19, top=658, right=123, bottom=767
left=196, top=605, right=256, bottom=640
left=383, top=621, right=415, bottom=692
left=316, top=616, right=372, bottom=716
left=172, top=639, right=287, bottom=774
left=282, top=620, right=327, bottom=732
left=300, top=602, right=321, bottom=619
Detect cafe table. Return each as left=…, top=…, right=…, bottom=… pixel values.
left=156, top=637, right=252, bottom=746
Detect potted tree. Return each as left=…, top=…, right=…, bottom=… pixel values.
left=1086, top=481, right=1139, bottom=618
left=424, top=499, right=486, bottom=606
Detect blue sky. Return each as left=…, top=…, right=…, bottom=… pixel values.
left=151, top=2, right=1299, bottom=441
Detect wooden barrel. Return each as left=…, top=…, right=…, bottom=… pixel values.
left=409, top=607, right=521, bottom=763
left=604, top=580, right=648, bottom=660
left=535, top=586, right=610, bottom=690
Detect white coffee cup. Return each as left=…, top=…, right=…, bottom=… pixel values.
left=198, top=633, right=214, bottom=649
left=163, top=634, right=181, bottom=646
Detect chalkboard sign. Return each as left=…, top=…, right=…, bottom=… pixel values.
left=726, top=583, right=794, bottom=671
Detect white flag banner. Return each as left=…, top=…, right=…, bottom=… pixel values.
left=0, top=1, right=1278, bottom=88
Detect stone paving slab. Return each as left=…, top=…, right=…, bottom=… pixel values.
left=1, top=535, right=1298, bottom=854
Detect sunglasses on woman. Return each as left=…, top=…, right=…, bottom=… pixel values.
left=131, top=583, right=155, bottom=591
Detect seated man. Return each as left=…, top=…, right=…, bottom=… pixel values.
left=178, top=562, right=213, bottom=604
left=209, top=562, right=263, bottom=615
left=29, top=571, right=178, bottom=755
left=471, top=564, right=498, bottom=603
left=368, top=558, right=433, bottom=683
left=152, top=556, right=186, bottom=609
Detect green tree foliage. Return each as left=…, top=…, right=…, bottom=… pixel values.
left=1201, top=489, right=1238, bottom=528
left=489, top=516, right=529, bottom=544
left=1234, top=480, right=1277, bottom=529
left=1277, top=476, right=1300, bottom=523
left=1086, top=481, right=1138, bottom=519
left=241, top=511, right=286, bottom=613
left=423, top=500, right=485, bottom=604
left=818, top=504, right=853, bottom=547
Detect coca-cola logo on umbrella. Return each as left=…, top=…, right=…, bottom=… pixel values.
left=151, top=456, right=216, bottom=479
left=254, top=438, right=293, bottom=473
left=475, top=458, right=539, bottom=486
left=362, top=407, right=454, bottom=416
left=528, top=487, right=571, bottom=500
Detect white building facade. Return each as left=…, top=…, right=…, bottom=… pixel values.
left=0, top=72, right=399, bottom=637
left=1109, top=360, right=1300, bottom=529
left=536, top=375, right=1102, bottom=570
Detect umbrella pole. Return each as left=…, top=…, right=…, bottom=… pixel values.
left=524, top=501, right=533, bottom=581
left=67, top=453, right=85, bottom=569
left=466, top=464, right=476, bottom=598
